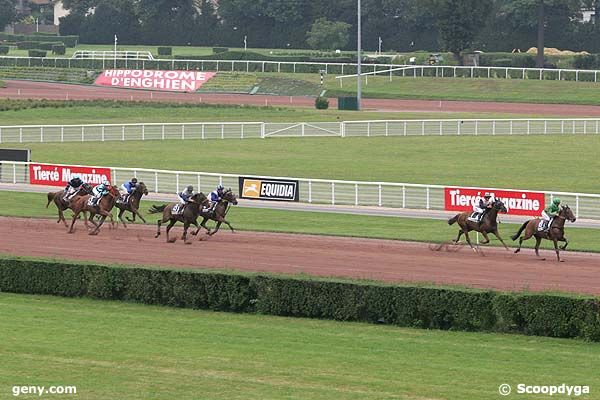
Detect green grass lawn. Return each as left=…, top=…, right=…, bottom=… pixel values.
left=8, top=135, right=600, bottom=193
left=2, top=191, right=598, bottom=253
left=1, top=292, right=598, bottom=400
left=0, top=101, right=536, bottom=126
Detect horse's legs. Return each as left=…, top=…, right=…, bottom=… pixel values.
left=165, top=219, right=176, bottom=243
left=118, top=208, right=127, bottom=228
left=182, top=222, right=190, bottom=242
left=453, top=230, right=463, bottom=244
left=463, top=230, right=477, bottom=252
left=58, top=207, right=68, bottom=227
left=493, top=229, right=510, bottom=251
left=559, top=237, right=569, bottom=251
left=90, top=212, right=110, bottom=235
left=224, top=219, right=235, bottom=233
left=208, top=221, right=223, bottom=236
left=552, top=239, right=562, bottom=262
left=68, top=210, right=80, bottom=233
left=534, top=236, right=543, bottom=257
left=515, top=225, right=534, bottom=254
left=480, top=231, right=490, bottom=245
left=156, top=219, right=162, bottom=238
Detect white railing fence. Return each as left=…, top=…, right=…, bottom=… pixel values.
left=71, top=51, right=155, bottom=61
left=3, top=55, right=600, bottom=82
left=2, top=118, right=600, bottom=143
left=2, top=161, right=600, bottom=220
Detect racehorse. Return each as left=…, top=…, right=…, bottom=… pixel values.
left=193, top=188, right=238, bottom=237
left=115, top=182, right=149, bottom=227
left=46, top=183, right=93, bottom=227
left=511, top=205, right=576, bottom=262
left=68, top=185, right=120, bottom=235
left=149, top=192, right=209, bottom=243
left=447, top=198, right=510, bottom=252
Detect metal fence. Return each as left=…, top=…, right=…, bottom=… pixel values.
left=2, top=161, right=600, bottom=220
left=3, top=55, right=600, bottom=82
left=2, top=118, right=600, bottom=143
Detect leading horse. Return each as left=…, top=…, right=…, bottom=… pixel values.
left=447, top=198, right=510, bottom=252
left=511, top=205, right=576, bottom=262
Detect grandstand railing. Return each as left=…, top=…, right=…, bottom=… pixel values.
left=3, top=55, right=600, bottom=81
left=2, top=161, right=600, bottom=220
left=1, top=118, right=600, bottom=143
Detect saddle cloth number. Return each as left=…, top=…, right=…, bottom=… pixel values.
left=468, top=212, right=479, bottom=222
left=173, top=204, right=184, bottom=215
left=538, top=219, right=550, bottom=232
left=87, top=197, right=96, bottom=206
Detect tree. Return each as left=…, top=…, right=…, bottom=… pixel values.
left=427, top=0, right=492, bottom=62
left=79, top=0, right=140, bottom=44
left=500, top=0, right=581, bottom=66
left=306, top=17, right=351, bottom=50
left=0, top=0, right=17, bottom=32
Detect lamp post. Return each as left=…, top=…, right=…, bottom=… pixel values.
left=357, top=0, right=361, bottom=110
left=378, top=36, right=382, bottom=54
left=244, top=35, right=247, bottom=51
left=114, top=34, right=118, bottom=69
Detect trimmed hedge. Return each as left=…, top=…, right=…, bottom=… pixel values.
left=213, top=47, right=229, bottom=54
left=157, top=46, right=172, bottom=56
left=28, top=49, right=47, bottom=58
left=479, top=53, right=536, bottom=68
left=315, top=96, right=329, bottom=109
left=0, top=45, right=8, bottom=55
left=0, top=33, right=78, bottom=47
left=52, top=44, right=66, bottom=55
left=0, top=258, right=599, bottom=341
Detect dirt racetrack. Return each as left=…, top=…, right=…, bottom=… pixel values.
left=1, top=216, right=599, bottom=295
left=4, top=80, right=600, bottom=116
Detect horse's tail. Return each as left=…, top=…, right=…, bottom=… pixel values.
left=46, top=192, right=55, bottom=208
left=511, top=221, right=529, bottom=241
left=148, top=204, right=166, bottom=214
left=448, top=214, right=460, bottom=225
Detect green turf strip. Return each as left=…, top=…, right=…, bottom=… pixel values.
left=2, top=191, right=598, bottom=253
left=7, top=135, right=600, bottom=193
left=0, top=292, right=598, bottom=400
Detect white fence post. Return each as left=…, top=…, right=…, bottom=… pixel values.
left=331, top=182, right=335, bottom=205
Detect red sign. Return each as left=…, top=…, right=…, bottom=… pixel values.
left=444, top=187, right=545, bottom=216
left=29, top=163, right=111, bottom=187
left=94, top=70, right=216, bottom=92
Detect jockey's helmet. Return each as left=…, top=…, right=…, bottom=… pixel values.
left=553, top=198, right=561, bottom=205
left=102, top=180, right=110, bottom=186
left=217, top=184, right=224, bottom=191
left=186, top=185, right=193, bottom=192
left=484, top=193, right=491, bottom=198
left=131, top=178, right=138, bottom=184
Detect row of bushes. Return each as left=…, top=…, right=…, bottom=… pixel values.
left=0, top=258, right=599, bottom=341
left=0, top=33, right=78, bottom=47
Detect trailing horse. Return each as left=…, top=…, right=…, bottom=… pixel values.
left=68, top=185, right=120, bottom=235
left=193, top=188, right=238, bottom=238
left=447, top=198, right=510, bottom=252
left=511, top=205, right=576, bottom=262
left=149, top=192, right=209, bottom=243
left=46, top=183, right=93, bottom=227
left=115, top=182, right=149, bottom=227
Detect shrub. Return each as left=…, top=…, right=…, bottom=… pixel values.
left=479, top=53, right=536, bottom=68
left=17, top=41, right=39, bottom=50
left=38, top=42, right=59, bottom=51
left=573, top=54, right=600, bottom=70
left=213, top=47, right=229, bottom=54
left=0, top=45, right=8, bottom=55
left=52, top=44, right=66, bottom=55
left=315, top=96, right=329, bottom=109
left=28, top=49, right=47, bottom=58
left=1, top=258, right=600, bottom=341
left=157, top=46, right=172, bottom=56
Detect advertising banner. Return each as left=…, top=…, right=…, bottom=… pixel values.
left=444, top=187, right=545, bottom=216
left=239, top=177, right=299, bottom=202
left=29, top=163, right=111, bottom=187
left=94, top=70, right=216, bottom=92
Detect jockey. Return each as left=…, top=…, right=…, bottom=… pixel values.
left=472, top=193, right=493, bottom=222
left=178, top=185, right=194, bottom=204
left=63, top=176, right=84, bottom=201
left=91, top=180, right=111, bottom=206
left=541, top=198, right=561, bottom=230
left=120, top=177, right=138, bottom=195
left=208, top=184, right=225, bottom=211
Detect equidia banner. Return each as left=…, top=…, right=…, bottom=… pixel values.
left=444, top=187, right=545, bottom=216
left=94, top=70, right=216, bottom=92
left=29, top=163, right=111, bottom=187
left=239, top=177, right=299, bottom=202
